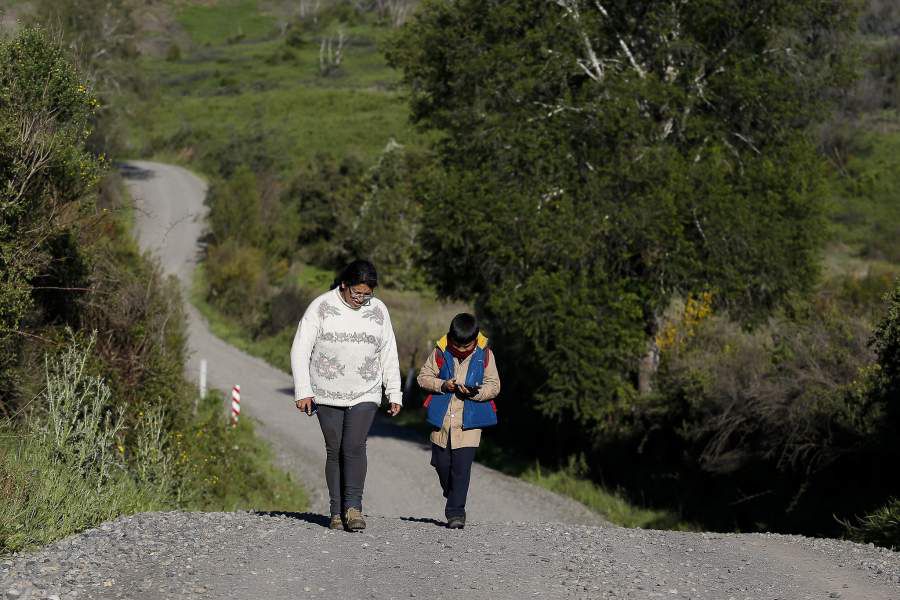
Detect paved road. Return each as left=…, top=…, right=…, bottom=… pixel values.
left=122, top=160, right=604, bottom=525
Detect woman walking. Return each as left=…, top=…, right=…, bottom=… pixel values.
left=291, top=260, right=402, bottom=531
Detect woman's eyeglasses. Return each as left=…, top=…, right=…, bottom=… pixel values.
left=349, top=288, right=374, bottom=306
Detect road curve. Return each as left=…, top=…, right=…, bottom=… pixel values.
left=123, top=160, right=604, bottom=525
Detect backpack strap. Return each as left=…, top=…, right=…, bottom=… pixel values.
left=434, top=348, right=444, bottom=370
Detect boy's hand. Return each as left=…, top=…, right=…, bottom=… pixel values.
left=457, top=384, right=479, bottom=398
left=441, top=380, right=457, bottom=393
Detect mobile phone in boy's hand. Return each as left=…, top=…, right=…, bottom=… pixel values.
left=458, top=384, right=481, bottom=397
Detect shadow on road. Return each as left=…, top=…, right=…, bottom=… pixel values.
left=277, top=388, right=432, bottom=448
left=368, top=415, right=431, bottom=448
left=255, top=511, right=331, bottom=528
left=117, top=162, right=155, bottom=180
left=399, top=516, right=446, bottom=528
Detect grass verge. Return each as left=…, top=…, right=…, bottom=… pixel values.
left=178, top=392, right=308, bottom=513
left=0, top=335, right=306, bottom=555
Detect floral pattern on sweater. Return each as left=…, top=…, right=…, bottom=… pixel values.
left=362, top=305, right=385, bottom=325
left=312, top=352, right=345, bottom=380
left=319, top=331, right=380, bottom=346
left=318, top=301, right=342, bottom=321
left=357, top=356, right=380, bottom=382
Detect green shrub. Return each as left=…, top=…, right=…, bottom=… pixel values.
left=175, top=392, right=307, bottom=512
left=79, top=227, right=190, bottom=421
left=634, top=281, right=900, bottom=534
left=166, top=44, right=182, bottom=62
left=657, top=307, right=877, bottom=477
left=347, top=142, right=430, bottom=291
left=0, top=335, right=174, bottom=553
left=205, top=241, right=269, bottom=328
left=259, top=284, right=317, bottom=338
left=871, top=278, right=900, bottom=389
left=286, top=154, right=365, bottom=268
left=0, top=332, right=308, bottom=553
left=844, top=498, right=900, bottom=550
left=0, top=27, right=102, bottom=407
left=208, top=165, right=264, bottom=246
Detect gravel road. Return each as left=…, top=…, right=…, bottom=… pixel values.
left=2, top=512, right=898, bottom=599
left=2, top=161, right=898, bottom=600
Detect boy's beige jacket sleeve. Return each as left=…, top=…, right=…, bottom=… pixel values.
left=416, top=350, right=445, bottom=393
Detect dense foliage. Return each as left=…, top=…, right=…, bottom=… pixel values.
left=632, top=282, right=898, bottom=533
left=389, top=0, right=859, bottom=448
left=0, top=27, right=307, bottom=553
left=384, top=0, right=900, bottom=538
left=0, top=27, right=102, bottom=407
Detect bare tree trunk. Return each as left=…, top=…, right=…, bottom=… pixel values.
left=318, top=30, right=347, bottom=76
left=388, top=0, right=412, bottom=27
left=637, top=339, right=660, bottom=395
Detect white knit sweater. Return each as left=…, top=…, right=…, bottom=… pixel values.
left=290, top=288, right=402, bottom=407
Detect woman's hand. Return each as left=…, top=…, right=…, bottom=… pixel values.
left=295, top=397, right=315, bottom=416
left=387, top=402, right=402, bottom=417
left=441, top=380, right=457, bottom=393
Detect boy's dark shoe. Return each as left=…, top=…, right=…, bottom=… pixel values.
left=447, top=515, right=466, bottom=529
left=344, top=507, right=366, bottom=531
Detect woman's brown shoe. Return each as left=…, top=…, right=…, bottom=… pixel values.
left=344, top=507, right=366, bottom=531
left=329, top=514, right=344, bottom=530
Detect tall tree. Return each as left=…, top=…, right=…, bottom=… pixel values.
left=389, top=0, right=858, bottom=446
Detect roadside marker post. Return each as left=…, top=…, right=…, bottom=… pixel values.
left=196, top=359, right=207, bottom=416
left=199, top=359, right=208, bottom=399
left=230, top=384, right=241, bottom=427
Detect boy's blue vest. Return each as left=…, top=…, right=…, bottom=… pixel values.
left=424, top=333, right=498, bottom=430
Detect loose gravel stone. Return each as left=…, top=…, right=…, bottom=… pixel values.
left=1, top=512, right=898, bottom=600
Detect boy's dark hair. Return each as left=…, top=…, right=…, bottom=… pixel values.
left=331, top=260, right=378, bottom=290
left=448, top=313, right=479, bottom=345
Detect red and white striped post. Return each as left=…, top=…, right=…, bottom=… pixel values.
left=230, top=384, right=241, bottom=427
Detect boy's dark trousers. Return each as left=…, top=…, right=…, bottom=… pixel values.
left=430, top=437, right=477, bottom=519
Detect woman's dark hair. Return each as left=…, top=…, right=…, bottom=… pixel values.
left=331, top=260, right=378, bottom=290
left=448, top=313, right=479, bottom=345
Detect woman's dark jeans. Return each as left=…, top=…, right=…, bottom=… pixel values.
left=316, top=402, right=378, bottom=516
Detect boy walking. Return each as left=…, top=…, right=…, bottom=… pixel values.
left=417, top=313, right=501, bottom=529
